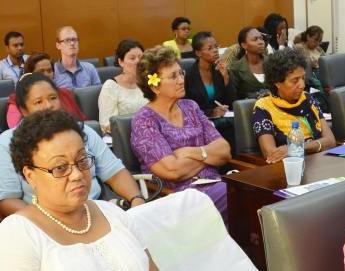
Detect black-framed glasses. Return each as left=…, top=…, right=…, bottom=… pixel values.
left=31, top=154, right=95, bottom=178
left=58, top=38, right=79, bottom=44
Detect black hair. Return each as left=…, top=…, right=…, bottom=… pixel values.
left=264, top=48, right=307, bottom=95
left=24, top=52, right=53, bottom=73
left=236, top=26, right=257, bottom=59
left=301, top=25, right=323, bottom=42
left=263, top=13, right=289, bottom=50
left=16, top=73, right=59, bottom=110
left=192, top=31, right=212, bottom=52
left=114, top=39, right=144, bottom=66
left=10, top=110, right=86, bottom=178
left=171, top=17, right=191, bottom=31
left=4, top=31, right=24, bottom=46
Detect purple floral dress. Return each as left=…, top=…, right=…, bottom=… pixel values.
left=131, top=99, right=227, bottom=216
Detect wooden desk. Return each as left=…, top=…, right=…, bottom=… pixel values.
left=223, top=152, right=345, bottom=270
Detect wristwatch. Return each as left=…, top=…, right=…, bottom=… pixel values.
left=200, top=146, right=208, bottom=161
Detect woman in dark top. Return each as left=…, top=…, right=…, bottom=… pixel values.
left=230, top=26, right=268, bottom=99
left=184, top=31, right=236, bottom=153
left=184, top=31, right=235, bottom=117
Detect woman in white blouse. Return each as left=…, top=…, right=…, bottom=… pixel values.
left=98, top=39, right=148, bottom=134
left=0, top=110, right=157, bottom=271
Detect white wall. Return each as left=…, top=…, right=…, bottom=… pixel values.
left=294, top=0, right=345, bottom=53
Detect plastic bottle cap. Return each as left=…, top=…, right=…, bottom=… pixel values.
left=292, top=121, right=299, bottom=129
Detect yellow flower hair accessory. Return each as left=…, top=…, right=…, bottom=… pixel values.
left=147, top=73, right=161, bottom=87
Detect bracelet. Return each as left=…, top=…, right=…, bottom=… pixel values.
left=129, top=194, right=145, bottom=206
left=315, top=139, right=322, bottom=152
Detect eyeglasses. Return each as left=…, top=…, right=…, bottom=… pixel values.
left=160, top=69, right=185, bottom=81
left=177, top=27, right=191, bottom=31
left=58, top=38, right=79, bottom=44
left=31, top=154, right=95, bottom=178
left=201, top=44, right=220, bottom=52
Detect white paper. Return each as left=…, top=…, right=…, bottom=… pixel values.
left=224, top=111, right=234, bottom=118
left=323, top=113, right=332, bottom=121
left=191, top=178, right=221, bottom=185
left=309, top=87, right=320, bottom=94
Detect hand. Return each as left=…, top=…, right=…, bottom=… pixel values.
left=211, top=106, right=228, bottom=118
left=277, top=29, right=287, bottom=46
left=215, top=58, right=230, bottom=84
left=266, top=145, right=288, bottom=164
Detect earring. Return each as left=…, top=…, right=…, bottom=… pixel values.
left=32, top=194, right=38, bottom=205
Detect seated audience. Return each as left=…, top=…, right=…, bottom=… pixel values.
left=131, top=46, right=231, bottom=219
left=0, top=31, right=29, bottom=84
left=163, top=17, right=194, bottom=59
left=54, top=26, right=101, bottom=88
left=0, top=110, right=157, bottom=270
left=0, top=73, right=144, bottom=218
left=6, top=52, right=87, bottom=128
left=294, top=25, right=325, bottom=70
left=230, top=26, right=268, bottom=99
left=264, top=13, right=293, bottom=54
left=253, top=49, right=335, bottom=163
left=98, top=39, right=147, bottom=134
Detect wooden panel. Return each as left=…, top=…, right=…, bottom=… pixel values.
left=186, top=0, right=244, bottom=47
left=117, top=0, right=185, bottom=48
left=40, top=0, right=119, bottom=60
left=0, top=0, right=43, bottom=59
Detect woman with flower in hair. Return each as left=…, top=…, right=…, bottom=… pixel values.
left=131, top=46, right=231, bottom=220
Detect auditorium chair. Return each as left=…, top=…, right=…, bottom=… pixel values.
left=0, top=96, right=9, bottom=132
left=329, top=87, right=345, bottom=141
left=72, top=85, right=102, bottom=136
left=233, top=99, right=265, bottom=165
left=0, top=80, right=15, bottom=98
left=96, top=66, right=122, bottom=84
left=179, top=58, right=196, bottom=72
left=103, top=56, right=115, bottom=66
left=80, top=57, right=101, bottom=67
left=258, top=181, right=345, bottom=271
left=319, top=53, right=345, bottom=91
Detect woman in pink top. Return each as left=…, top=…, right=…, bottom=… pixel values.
left=6, top=52, right=87, bottom=128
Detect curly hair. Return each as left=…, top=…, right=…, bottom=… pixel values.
left=264, top=48, right=307, bottom=95
left=171, top=17, right=191, bottom=31
left=16, top=73, right=59, bottom=110
left=10, top=110, right=86, bottom=178
left=114, top=39, right=144, bottom=66
left=136, top=46, right=177, bottom=101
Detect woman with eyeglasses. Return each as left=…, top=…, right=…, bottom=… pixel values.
left=0, top=73, right=145, bottom=219
left=131, top=46, right=231, bottom=221
left=184, top=32, right=236, bottom=152
left=0, top=110, right=158, bottom=270
left=163, top=17, right=194, bottom=59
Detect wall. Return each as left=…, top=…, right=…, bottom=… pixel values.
left=0, top=0, right=293, bottom=61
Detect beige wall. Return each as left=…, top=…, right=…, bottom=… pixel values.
left=0, top=0, right=293, bottom=61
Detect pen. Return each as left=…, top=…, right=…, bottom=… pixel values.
left=214, top=100, right=226, bottom=108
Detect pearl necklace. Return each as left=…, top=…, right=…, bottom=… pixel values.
left=33, top=200, right=91, bottom=235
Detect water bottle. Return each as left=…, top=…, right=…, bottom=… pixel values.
left=287, top=121, right=304, bottom=158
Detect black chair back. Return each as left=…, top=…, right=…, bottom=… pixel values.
left=0, top=97, right=9, bottom=132
left=329, top=87, right=345, bottom=141
left=73, top=85, right=101, bottom=121
left=80, top=57, right=100, bottom=67
left=96, top=66, right=122, bottom=84
left=0, top=80, right=15, bottom=98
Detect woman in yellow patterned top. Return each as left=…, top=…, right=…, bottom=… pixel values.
left=253, top=49, right=335, bottom=163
